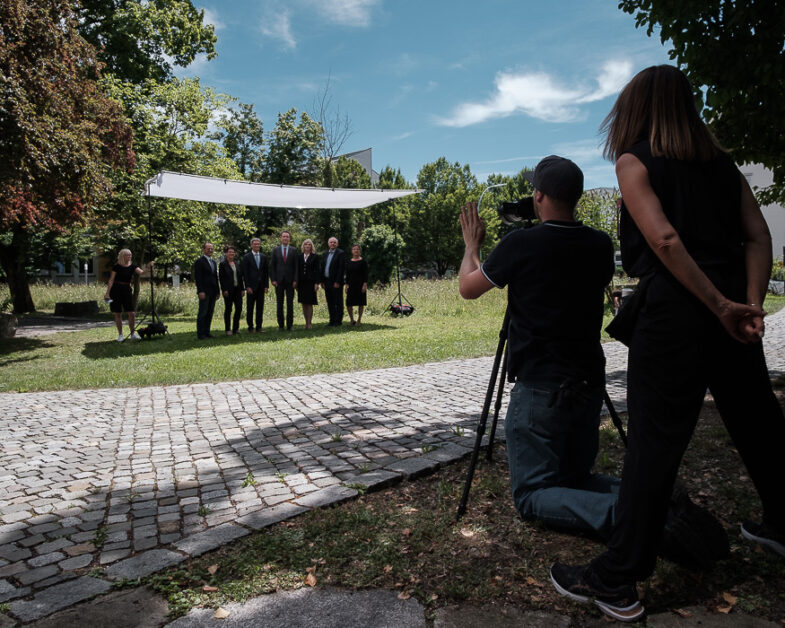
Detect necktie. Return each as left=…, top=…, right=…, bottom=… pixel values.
left=283, top=246, right=287, bottom=262
left=254, top=253, right=259, bottom=269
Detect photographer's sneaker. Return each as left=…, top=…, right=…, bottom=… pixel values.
left=130, top=332, right=142, bottom=340
left=550, top=563, right=644, bottom=622
left=741, top=521, right=785, bottom=558
left=117, top=334, right=124, bottom=343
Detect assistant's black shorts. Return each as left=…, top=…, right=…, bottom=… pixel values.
left=109, top=286, right=134, bottom=313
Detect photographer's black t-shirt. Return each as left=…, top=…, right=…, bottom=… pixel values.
left=481, top=220, right=614, bottom=386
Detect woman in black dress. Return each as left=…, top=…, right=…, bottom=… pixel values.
left=104, top=249, right=151, bottom=342
left=344, top=244, right=368, bottom=326
left=297, top=239, right=320, bottom=329
left=219, top=245, right=245, bottom=335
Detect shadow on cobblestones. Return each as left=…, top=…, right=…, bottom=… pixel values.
left=0, top=376, right=487, bottom=607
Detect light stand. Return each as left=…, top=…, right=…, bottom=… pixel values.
left=388, top=200, right=414, bottom=316
left=133, top=194, right=169, bottom=339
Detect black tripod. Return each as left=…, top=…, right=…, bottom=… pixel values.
left=133, top=197, right=169, bottom=339
left=456, top=306, right=628, bottom=520
left=387, top=199, right=414, bottom=317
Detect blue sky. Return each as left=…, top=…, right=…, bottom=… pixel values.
left=180, top=0, right=673, bottom=190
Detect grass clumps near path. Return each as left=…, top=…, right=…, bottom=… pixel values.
left=148, top=390, right=785, bottom=623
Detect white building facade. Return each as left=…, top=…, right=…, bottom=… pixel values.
left=740, top=163, right=785, bottom=260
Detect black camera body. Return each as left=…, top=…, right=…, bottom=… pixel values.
left=498, top=197, right=535, bottom=224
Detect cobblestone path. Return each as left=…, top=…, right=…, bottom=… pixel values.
left=1, top=309, right=783, bottom=621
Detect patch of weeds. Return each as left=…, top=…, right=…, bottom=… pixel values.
left=0, top=602, right=9, bottom=613
left=126, top=492, right=141, bottom=503
left=345, top=482, right=368, bottom=495
left=242, top=472, right=256, bottom=488
left=197, top=506, right=211, bottom=517
left=357, top=463, right=372, bottom=473
left=88, top=567, right=106, bottom=578
left=93, top=526, right=108, bottom=549
left=265, top=457, right=275, bottom=465
left=737, top=593, right=771, bottom=614
left=421, top=443, right=438, bottom=454
left=111, top=577, right=142, bottom=590
left=275, top=471, right=288, bottom=483
left=330, top=432, right=343, bottom=442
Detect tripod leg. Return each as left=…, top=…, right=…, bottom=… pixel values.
left=603, top=390, right=627, bottom=447
left=457, top=309, right=509, bottom=520
left=485, top=344, right=509, bottom=462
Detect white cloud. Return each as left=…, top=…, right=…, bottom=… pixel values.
left=201, top=7, right=224, bottom=31
left=260, top=10, right=296, bottom=49
left=437, top=60, right=633, bottom=127
left=306, top=0, right=380, bottom=27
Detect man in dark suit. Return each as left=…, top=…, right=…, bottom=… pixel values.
left=240, top=237, right=269, bottom=333
left=269, top=230, right=298, bottom=330
left=321, top=236, right=346, bottom=326
left=194, top=241, right=220, bottom=339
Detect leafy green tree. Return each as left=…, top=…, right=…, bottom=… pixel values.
left=263, top=108, right=325, bottom=186
left=575, top=190, right=620, bottom=250
left=407, top=158, right=479, bottom=276
left=0, top=0, right=134, bottom=312
left=94, top=77, right=251, bottom=278
left=213, top=101, right=265, bottom=180
left=258, top=108, right=325, bottom=231
left=74, top=0, right=217, bottom=84
left=359, top=224, right=402, bottom=285
left=619, top=0, right=785, bottom=203
left=355, top=166, right=414, bottom=237
left=310, top=156, right=370, bottom=247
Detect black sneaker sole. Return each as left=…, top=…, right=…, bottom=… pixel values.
left=741, top=524, right=785, bottom=558
left=549, top=568, right=645, bottom=623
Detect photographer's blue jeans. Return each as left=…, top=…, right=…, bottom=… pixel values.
left=505, top=381, right=619, bottom=540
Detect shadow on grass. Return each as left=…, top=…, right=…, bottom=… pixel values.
left=0, top=336, right=52, bottom=366
left=80, top=321, right=397, bottom=359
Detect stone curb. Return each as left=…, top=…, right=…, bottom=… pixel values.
left=173, top=524, right=250, bottom=558
left=8, top=576, right=111, bottom=623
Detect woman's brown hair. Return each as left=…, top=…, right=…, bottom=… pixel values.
left=601, top=65, right=724, bottom=162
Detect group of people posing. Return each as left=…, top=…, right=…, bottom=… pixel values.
left=193, top=231, right=369, bottom=339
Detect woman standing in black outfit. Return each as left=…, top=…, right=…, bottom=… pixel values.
left=104, top=249, right=151, bottom=342
left=550, top=65, right=785, bottom=622
left=345, top=244, right=368, bottom=326
left=219, top=245, right=245, bottom=335
left=297, top=239, right=320, bottom=329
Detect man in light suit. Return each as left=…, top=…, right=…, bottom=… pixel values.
left=321, top=236, right=346, bottom=326
left=194, top=241, right=220, bottom=339
left=240, top=237, right=269, bottom=332
left=269, top=230, right=298, bottom=330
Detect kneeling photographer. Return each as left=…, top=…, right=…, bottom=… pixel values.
left=459, top=155, right=620, bottom=540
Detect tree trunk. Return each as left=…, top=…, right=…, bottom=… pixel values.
left=0, top=228, right=36, bottom=313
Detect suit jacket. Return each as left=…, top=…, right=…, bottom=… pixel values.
left=320, top=248, right=346, bottom=285
left=194, top=255, right=219, bottom=295
left=270, top=244, right=298, bottom=284
left=297, top=252, right=321, bottom=283
left=218, top=259, right=245, bottom=293
left=240, top=251, right=268, bottom=291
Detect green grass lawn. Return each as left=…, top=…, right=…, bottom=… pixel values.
left=1, top=280, right=783, bottom=393
left=0, top=279, right=509, bottom=392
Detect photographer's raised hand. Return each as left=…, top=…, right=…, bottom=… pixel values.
left=459, top=202, right=493, bottom=299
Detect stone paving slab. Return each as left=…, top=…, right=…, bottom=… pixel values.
left=8, top=576, right=111, bottom=622
left=164, top=588, right=427, bottom=628
left=0, top=309, right=783, bottom=623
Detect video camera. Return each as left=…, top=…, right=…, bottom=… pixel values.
left=498, top=197, right=535, bottom=225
